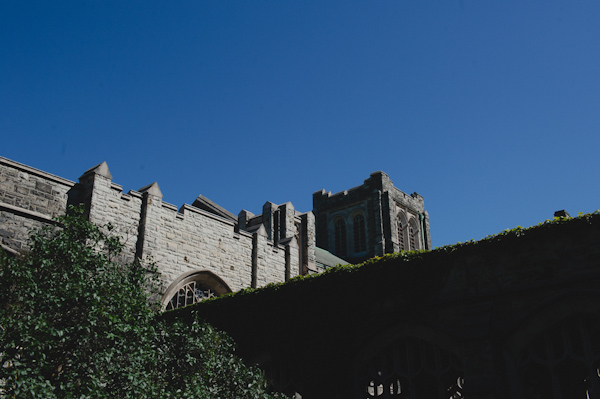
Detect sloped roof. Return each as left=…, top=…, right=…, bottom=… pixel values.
left=315, top=247, right=348, bottom=269
left=192, top=195, right=237, bottom=222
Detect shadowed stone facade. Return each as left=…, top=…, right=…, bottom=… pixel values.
left=173, top=213, right=600, bottom=399
left=313, top=171, right=431, bottom=264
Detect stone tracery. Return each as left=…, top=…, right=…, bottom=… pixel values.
left=165, top=280, right=217, bottom=310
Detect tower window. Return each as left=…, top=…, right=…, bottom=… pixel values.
left=397, top=220, right=405, bottom=251
left=334, top=219, right=347, bottom=257
left=353, top=214, right=366, bottom=253
left=409, top=225, right=416, bottom=250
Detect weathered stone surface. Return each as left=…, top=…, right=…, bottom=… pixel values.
left=313, top=170, right=431, bottom=263
left=1, top=156, right=428, bottom=313
left=0, top=156, right=309, bottom=308
left=0, top=157, right=74, bottom=251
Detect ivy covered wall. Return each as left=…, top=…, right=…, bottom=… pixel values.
left=169, top=212, right=600, bottom=398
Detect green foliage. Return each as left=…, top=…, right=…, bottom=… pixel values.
left=0, top=206, right=281, bottom=399
left=196, top=211, right=600, bottom=304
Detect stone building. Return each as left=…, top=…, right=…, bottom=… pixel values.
left=0, top=156, right=429, bottom=309
left=5, top=155, right=600, bottom=398
left=313, top=171, right=431, bottom=264
left=0, top=157, right=311, bottom=309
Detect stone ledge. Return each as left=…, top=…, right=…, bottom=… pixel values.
left=162, top=202, right=178, bottom=211
left=0, top=156, right=75, bottom=187
left=180, top=204, right=236, bottom=227
left=127, top=190, right=143, bottom=199
left=0, top=201, right=58, bottom=225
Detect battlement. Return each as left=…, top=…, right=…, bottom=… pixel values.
left=0, top=156, right=312, bottom=309
left=1, top=157, right=425, bottom=309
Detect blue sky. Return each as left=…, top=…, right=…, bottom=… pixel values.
left=2, top=1, right=599, bottom=248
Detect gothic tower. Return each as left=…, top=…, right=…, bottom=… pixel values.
left=312, top=171, right=431, bottom=264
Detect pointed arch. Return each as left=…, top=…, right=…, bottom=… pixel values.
left=161, top=270, right=232, bottom=310
left=334, top=217, right=347, bottom=257
left=397, top=211, right=407, bottom=251
left=408, top=218, right=420, bottom=250
left=352, top=212, right=366, bottom=253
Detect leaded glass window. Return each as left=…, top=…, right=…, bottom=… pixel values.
left=397, top=220, right=405, bottom=251
left=165, top=280, right=216, bottom=310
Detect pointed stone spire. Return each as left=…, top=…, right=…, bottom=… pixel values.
left=80, top=161, right=112, bottom=180
left=138, top=182, right=163, bottom=199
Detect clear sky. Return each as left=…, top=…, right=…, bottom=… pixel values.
left=2, top=1, right=599, bottom=248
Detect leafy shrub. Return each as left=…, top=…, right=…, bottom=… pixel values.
left=0, top=206, right=281, bottom=399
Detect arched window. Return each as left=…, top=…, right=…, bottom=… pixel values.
left=397, top=221, right=405, bottom=251
left=334, top=219, right=347, bottom=257
left=409, top=225, right=416, bottom=250
left=397, top=213, right=406, bottom=252
left=166, top=280, right=215, bottom=310
left=162, top=270, right=231, bottom=310
left=353, top=214, right=366, bottom=253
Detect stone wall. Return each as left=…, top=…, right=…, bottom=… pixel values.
left=77, top=162, right=143, bottom=265
left=0, top=156, right=303, bottom=306
left=0, top=157, right=74, bottom=253
left=77, top=162, right=301, bottom=300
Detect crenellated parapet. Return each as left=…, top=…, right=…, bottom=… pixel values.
left=1, top=157, right=422, bottom=311
left=75, top=161, right=309, bottom=307
left=0, top=156, right=310, bottom=310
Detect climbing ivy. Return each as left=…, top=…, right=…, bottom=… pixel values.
left=191, top=210, right=600, bottom=305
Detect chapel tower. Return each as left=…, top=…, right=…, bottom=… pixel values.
left=312, top=171, right=431, bottom=264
